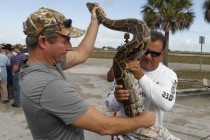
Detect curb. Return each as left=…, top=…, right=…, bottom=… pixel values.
left=177, top=88, right=209, bottom=94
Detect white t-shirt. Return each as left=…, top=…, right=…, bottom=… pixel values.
left=105, top=63, right=178, bottom=126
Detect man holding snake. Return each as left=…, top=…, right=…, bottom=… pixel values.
left=106, top=31, right=178, bottom=139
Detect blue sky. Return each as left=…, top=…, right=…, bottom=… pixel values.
left=0, top=0, right=209, bottom=52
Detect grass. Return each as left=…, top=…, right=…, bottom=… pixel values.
left=89, top=50, right=210, bottom=64
left=89, top=50, right=210, bottom=89
left=169, top=55, right=210, bottom=64
left=175, top=70, right=210, bottom=89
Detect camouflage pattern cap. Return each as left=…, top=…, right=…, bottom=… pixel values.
left=23, top=7, right=85, bottom=38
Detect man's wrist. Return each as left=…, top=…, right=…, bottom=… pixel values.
left=135, top=71, right=144, bottom=80
left=90, top=19, right=100, bottom=26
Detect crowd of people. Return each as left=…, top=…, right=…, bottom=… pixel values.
left=0, top=44, right=27, bottom=107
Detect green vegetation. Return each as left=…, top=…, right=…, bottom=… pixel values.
left=203, top=0, right=210, bottom=23
left=89, top=50, right=210, bottom=65
left=169, top=55, right=210, bottom=64
left=175, top=70, right=210, bottom=89
left=141, top=0, right=195, bottom=66
left=89, top=50, right=210, bottom=89
left=89, top=50, right=115, bottom=59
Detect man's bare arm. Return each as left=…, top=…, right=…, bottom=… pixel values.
left=64, top=5, right=101, bottom=69
left=72, top=106, right=155, bottom=135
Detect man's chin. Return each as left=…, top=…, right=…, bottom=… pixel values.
left=141, top=62, right=152, bottom=69
left=57, top=57, right=65, bottom=63
left=142, top=60, right=151, bottom=65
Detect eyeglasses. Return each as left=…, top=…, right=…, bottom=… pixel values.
left=144, top=49, right=162, bottom=57
left=40, top=19, right=72, bottom=35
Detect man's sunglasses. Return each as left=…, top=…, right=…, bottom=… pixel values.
left=144, top=49, right=162, bottom=57
left=40, top=19, right=72, bottom=35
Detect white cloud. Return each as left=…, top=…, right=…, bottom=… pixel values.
left=71, top=26, right=131, bottom=48
left=185, top=38, right=192, bottom=45
left=170, top=38, right=208, bottom=52
left=0, top=34, right=25, bottom=45
left=95, top=27, right=125, bottom=48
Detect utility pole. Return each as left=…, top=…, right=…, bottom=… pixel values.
left=199, top=36, right=205, bottom=71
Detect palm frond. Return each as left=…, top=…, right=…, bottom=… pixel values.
left=203, top=0, right=210, bottom=23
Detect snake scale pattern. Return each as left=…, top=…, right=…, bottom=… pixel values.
left=87, top=3, right=180, bottom=140
left=86, top=2, right=150, bottom=117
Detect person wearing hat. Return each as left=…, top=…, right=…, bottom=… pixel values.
left=20, top=6, right=155, bottom=140
left=2, top=44, right=13, bottom=55
left=2, top=44, right=15, bottom=100
left=12, top=44, right=27, bottom=107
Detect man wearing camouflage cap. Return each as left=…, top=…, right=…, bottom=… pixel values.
left=20, top=5, right=155, bottom=140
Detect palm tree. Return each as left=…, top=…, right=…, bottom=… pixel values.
left=203, top=0, right=210, bottom=23
left=141, top=0, right=194, bottom=66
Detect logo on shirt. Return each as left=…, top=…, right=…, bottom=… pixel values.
left=161, top=80, right=177, bottom=101
left=171, top=80, right=177, bottom=95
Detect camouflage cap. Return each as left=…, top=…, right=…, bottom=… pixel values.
left=23, top=7, right=85, bottom=38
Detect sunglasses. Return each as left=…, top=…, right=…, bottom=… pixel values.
left=40, top=19, right=72, bottom=35
left=144, top=49, right=162, bottom=57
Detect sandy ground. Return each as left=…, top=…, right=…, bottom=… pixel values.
left=0, top=58, right=210, bottom=140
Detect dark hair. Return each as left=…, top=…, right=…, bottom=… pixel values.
left=150, top=31, right=166, bottom=51
left=5, top=44, right=12, bottom=51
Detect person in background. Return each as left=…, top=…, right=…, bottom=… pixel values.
left=0, top=44, right=3, bottom=100
left=2, top=44, right=14, bottom=58
left=106, top=31, right=178, bottom=139
left=20, top=6, right=155, bottom=140
left=0, top=44, right=10, bottom=104
left=2, top=44, right=15, bottom=99
left=107, top=65, right=115, bottom=82
left=12, top=44, right=27, bottom=107
left=0, top=67, right=2, bottom=99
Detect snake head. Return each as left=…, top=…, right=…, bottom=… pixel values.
left=86, top=2, right=99, bottom=13
left=86, top=2, right=106, bottom=23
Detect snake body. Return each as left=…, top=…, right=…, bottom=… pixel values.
left=87, top=2, right=150, bottom=117
left=86, top=3, right=180, bottom=140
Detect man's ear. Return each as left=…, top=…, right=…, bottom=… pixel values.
left=161, top=51, right=166, bottom=57
left=38, top=36, right=47, bottom=49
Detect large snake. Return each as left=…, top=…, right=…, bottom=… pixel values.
left=86, top=2, right=150, bottom=117
left=86, top=3, right=180, bottom=140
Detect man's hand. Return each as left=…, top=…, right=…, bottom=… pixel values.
left=90, top=3, right=104, bottom=24
left=126, top=59, right=144, bottom=80
left=138, top=110, right=155, bottom=128
left=114, top=85, right=130, bottom=102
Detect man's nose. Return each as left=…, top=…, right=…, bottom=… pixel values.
left=67, top=42, right=72, bottom=51
left=144, top=52, right=152, bottom=58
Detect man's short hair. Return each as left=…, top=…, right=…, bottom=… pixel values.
left=23, top=7, right=85, bottom=38
left=150, top=31, right=166, bottom=51
left=13, top=44, right=23, bottom=50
